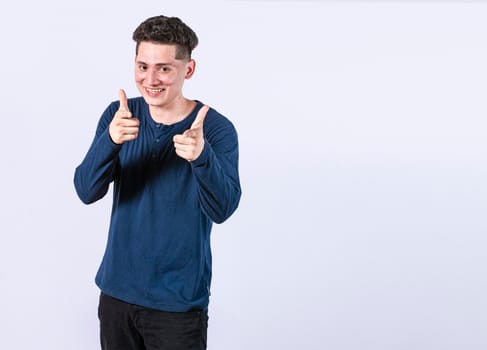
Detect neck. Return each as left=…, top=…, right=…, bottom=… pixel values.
left=149, top=97, right=196, bottom=125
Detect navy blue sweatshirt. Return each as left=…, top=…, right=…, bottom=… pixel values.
left=74, top=97, right=241, bottom=312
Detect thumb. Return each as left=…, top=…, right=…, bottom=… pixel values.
left=191, top=105, right=209, bottom=130
left=118, top=89, right=129, bottom=112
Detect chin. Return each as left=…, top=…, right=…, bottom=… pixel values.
left=142, top=95, right=164, bottom=105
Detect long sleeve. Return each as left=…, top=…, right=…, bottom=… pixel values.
left=74, top=104, right=122, bottom=204
left=74, top=97, right=241, bottom=312
left=191, top=111, right=241, bottom=224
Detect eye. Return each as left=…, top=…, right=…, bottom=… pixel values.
left=138, top=65, right=147, bottom=71
left=160, top=66, right=170, bottom=72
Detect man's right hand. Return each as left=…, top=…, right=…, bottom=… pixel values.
left=109, top=89, right=140, bottom=145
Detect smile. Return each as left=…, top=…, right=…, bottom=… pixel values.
left=146, top=88, right=164, bottom=93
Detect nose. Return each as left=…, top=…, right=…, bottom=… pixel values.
left=147, top=69, right=160, bottom=85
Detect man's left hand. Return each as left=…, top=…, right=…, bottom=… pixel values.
left=173, top=105, right=209, bottom=162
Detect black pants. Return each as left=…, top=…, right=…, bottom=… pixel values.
left=98, top=293, right=208, bottom=350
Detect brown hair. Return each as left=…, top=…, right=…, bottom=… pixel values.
left=132, top=15, right=199, bottom=60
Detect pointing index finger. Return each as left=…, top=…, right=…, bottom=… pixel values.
left=191, top=105, right=210, bottom=129
left=118, top=89, right=129, bottom=112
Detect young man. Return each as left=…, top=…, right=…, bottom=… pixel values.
left=74, top=15, right=241, bottom=350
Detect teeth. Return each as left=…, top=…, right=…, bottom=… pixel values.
left=148, top=88, right=163, bottom=93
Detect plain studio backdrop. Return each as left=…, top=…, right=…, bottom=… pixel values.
left=0, top=0, right=486, bottom=349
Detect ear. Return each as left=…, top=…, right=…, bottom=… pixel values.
left=185, top=59, right=196, bottom=79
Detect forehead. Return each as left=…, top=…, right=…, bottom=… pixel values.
left=136, top=42, right=179, bottom=63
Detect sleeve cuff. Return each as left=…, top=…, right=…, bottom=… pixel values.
left=101, top=128, right=123, bottom=151
left=190, top=140, right=211, bottom=167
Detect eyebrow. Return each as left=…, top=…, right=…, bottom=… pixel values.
left=136, top=61, right=175, bottom=67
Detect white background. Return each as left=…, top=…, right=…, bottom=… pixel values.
left=1, top=0, right=486, bottom=349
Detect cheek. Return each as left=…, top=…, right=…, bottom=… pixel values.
left=162, top=73, right=178, bottom=85
left=135, top=71, right=144, bottom=82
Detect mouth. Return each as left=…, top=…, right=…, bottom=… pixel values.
left=145, top=87, right=165, bottom=96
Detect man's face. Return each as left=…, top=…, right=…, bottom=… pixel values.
left=135, top=41, right=194, bottom=110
